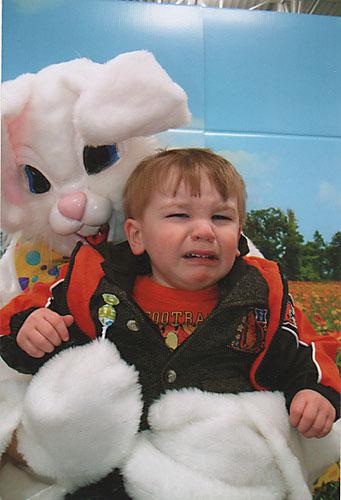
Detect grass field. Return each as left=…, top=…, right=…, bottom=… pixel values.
left=288, top=281, right=341, bottom=368
left=288, top=281, right=341, bottom=337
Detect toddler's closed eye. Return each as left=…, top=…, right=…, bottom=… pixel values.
left=212, top=214, right=231, bottom=221
left=166, top=213, right=189, bottom=219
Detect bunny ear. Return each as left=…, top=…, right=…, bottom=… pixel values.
left=58, top=58, right=102, bottom=95
left=1, top=73, right=35, bottom=171
left=73, top=50, right=191, bottom=145
left=1, top=74, right=36, bottom=233
left=1, top=73, right=35, bottom=120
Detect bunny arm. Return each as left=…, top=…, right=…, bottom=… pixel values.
left=11, top=339, right=142, bottom=494
left=0, top=357, right=31, bottom=459
left=1, top=339, right=339, bottom=498
left=124, top=390, right=340, bottom=500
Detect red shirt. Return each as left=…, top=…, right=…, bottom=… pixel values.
left=133, top=275, right=218, bottom=350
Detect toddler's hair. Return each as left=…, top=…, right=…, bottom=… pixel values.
left=123, top=148, right=246, bottom=225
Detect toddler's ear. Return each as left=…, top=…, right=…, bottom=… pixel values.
left=124, top=218, right=145, bottom=255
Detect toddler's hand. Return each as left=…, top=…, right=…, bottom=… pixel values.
left=16, top=308, right=73, bottom=358
left=289, top=389, right=336, bottom=438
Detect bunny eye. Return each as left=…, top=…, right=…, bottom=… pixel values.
left=24, top=165, right=51, bottom=194
left=83, top=144, right=120, bottom=175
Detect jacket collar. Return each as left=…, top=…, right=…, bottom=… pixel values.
left=97, top=237, right=268, bottom=308
left=218, top=257, right=269, bottom=308
left=99, top=240, right=150, bottom=292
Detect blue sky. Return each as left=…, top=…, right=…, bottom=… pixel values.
left=3, top=0, right=341, bottom=242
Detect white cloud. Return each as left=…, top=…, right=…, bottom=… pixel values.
left=217, top=149, right=279, bottom=206
left=318, top=181, right=341, bottom=207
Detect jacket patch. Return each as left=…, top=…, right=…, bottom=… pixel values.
left=230, top=309, right=267, bottom=353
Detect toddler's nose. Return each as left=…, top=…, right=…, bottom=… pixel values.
left=57, top=192, right=87, bottom=221
left=191, top=220, right=215, bottom=241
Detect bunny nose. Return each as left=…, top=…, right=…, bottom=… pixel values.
left=57, top=192, right=87, bottom=221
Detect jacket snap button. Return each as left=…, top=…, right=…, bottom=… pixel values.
left=127, top=320, right=140, bottom=332
left=166, top=369, right=177, bottom=384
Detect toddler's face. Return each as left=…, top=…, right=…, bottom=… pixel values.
left=125, top=175, right=241, bottom=291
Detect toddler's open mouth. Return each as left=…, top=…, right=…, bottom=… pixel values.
left=183, top=252, right=217, bottom=260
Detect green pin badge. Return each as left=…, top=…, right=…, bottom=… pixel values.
left=98, top=294, right=120, bottom=338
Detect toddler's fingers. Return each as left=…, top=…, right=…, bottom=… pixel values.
left=62, top=314, right=74, bottom=329
left=35, top=318, right=66, bottom=346
left=41, top=313, right=70, bottom=343
left=289, top=396, right=307, bottom=428
left=290, top=400, right=319, bottom=434
left=51, top=313, right=72, bottom=341
left=56, top=316, right=71, bottom=342
left=299, top=410, right=326, bottom=438
left=28, top=329, right=57, bottom=354
left=23, top=338, right=47, bottom=358
left=289, top=390, right=336, bottom=438
left=316, top=416, right=334, bottom=438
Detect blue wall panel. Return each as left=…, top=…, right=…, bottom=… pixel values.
left=204, top=8, right=341, bottom=137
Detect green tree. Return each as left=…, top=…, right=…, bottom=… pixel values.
left=244, top=208, right=340, bottom=281
left=301, top=230, right=327, bottom=281
left=282, top=209, right=304, bottom=280
left=325, top=232, right=341, bottom=280
left=244, top=208, right=288, bottom=261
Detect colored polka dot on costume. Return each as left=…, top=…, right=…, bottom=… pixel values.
left=48, top=267, right=59, bottom=277
left=26, top=251, right=41, bottom=266
left=19, top=277, right=29, bottom=291
left=31, top=275, right=38, bottom=283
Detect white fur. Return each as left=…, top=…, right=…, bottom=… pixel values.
left=124, top=389, right=339, bottom=500
left=2, top=339, right=339, bottom=498
left=0, top=357, right=31, bottom=456
left=244, top=236, right=264, bottom=257
left=16, top=340, right=142, bottom=492
left=0, top=51, right=191, bottom=306
left=299, top=418, right=341, bottom=489
left=0, top=235, right=23, bottom=304
left=74, top=51, right=191, bottom=144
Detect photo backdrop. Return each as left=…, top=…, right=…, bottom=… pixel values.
left=3, top=0, right=340, bottom=245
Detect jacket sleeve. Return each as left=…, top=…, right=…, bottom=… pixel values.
left=252, top=294, right=340, bottom=418
left=0, top=275, right=90, bottom=375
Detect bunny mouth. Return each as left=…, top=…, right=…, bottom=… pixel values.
left=76, top=225, right=101, bottom=238
left=84, top=224, right=109, bottom=245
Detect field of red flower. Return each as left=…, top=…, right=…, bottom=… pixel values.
left=289, top=281, right=341, bottom=368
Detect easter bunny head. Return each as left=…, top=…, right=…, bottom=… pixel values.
left=1, top=51, right=191, bottom=256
